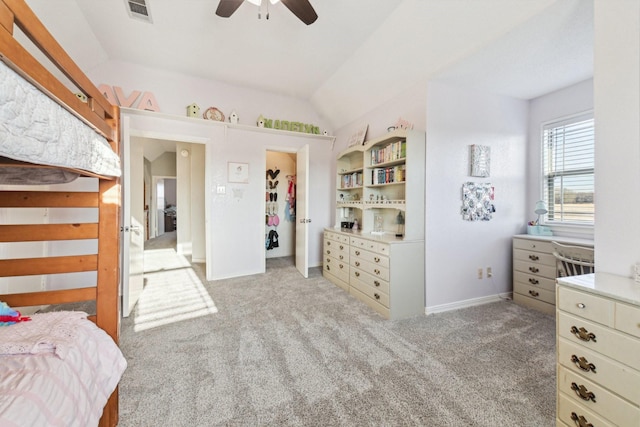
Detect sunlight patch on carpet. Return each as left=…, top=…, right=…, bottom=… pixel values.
left=133, top=248, right=217, bottom=331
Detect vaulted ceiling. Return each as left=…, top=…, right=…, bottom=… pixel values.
left=25, top=0, right=593, bottom=129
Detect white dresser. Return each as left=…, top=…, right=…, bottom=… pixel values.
left=556, top=273, right=640, bottom=427
left=323, top=229, right=424, bottom=320
left=512, top=234, right=593, bottom=315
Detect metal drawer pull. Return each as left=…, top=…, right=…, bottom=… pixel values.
left=571, top=382, right=596, bottom=402
left=528, top=266, right=539, bottom=273
left=577, top=303, right=586, bottom=309
left=571, top=355, right=596, bottom=373
left=571, top=326, right=597, bottom=343
left=570, top=412, right=593, bottom=427
left=374, top=280, right=380, bottom=287
left=339, top=245, right=344, bottom=250
left=354, top=271, right=359, bottom=276
left=374, top=257, right=380, bottom=263
left=528, top=278, right=539, bottom=285
left=326, top=265, right=330, bottom=271
left=355, top=250, right=360, bottom=256
left=529, top=290, right=539, bottom=297
left=327, top=241, right=331, bottom=246
left=339, top=264, right=344, bottom=269
left=374, top=269, right=381, bottom=275
left=355, top=261, right=360, bottom=267
left=326, top=258, right=330, bottom=263
left=374, top=293, right=380, bottom=300
left=339, top=255, right=344, bottom=260
left=529, top=255, right=539, bottom=261
left=326, top=250, right=331, bottom=255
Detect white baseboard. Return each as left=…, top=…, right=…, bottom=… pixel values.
left=425, top=292, right=513, bottom=315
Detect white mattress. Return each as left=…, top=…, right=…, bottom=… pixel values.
left=0, top=312, right=127, bottom=427
left=0, top=61, right=121, bottom=179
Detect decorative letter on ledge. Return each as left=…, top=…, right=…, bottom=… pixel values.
left=98, top=84, right=161, bottom=112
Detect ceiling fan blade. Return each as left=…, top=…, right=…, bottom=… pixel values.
left=216, top=0, right=245, bottom=18
left=280, top=0, right=317, bottom=25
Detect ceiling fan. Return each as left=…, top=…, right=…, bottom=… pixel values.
left=216, top=0, right=318, bottom=25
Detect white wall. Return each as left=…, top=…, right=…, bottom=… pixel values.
left=593, top=0, right=640, bottom=276
left=527, top=78, right=594, bottom=240
left=424, top=81, right=528, bottom=311
left=124, top=111, right=333, bottom=281
left=88, top=60, right=331, bottom=133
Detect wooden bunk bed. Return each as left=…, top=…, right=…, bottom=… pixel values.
left=0, top=0, right=124, bottom=426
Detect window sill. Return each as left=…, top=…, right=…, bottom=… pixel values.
left=545, top=223, right=594, bottom=241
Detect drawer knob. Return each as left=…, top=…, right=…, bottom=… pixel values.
left=339, top=245, right=344, bottom=250
left=528, top=278, right=539, bottom=285
left=355, top=271, right=360, bottom=277
left=571, top=326, right=597, bottom=343
left=327, top=242, right=331, bottom=246
left=355, top=261, right=360, bottom=267
left=374, top=257, right=380, bottom=263
left=571, top=355, right=597, bottom=373
left=570, top=412, right=594, bottom=427
left=374, top=280, right=380, bottom=287
left=529, top=290, right=539, bottom=297
left=374, top=293, right=380, bottom=300
left=374, top=269, right=381, bottom=275
left=339, top=264, right=344, bottom=269
left=577, top=303, right=586, bottom=309
left=529, top=255, right=539, bottom=261
left=339, top=255, right=344, bottom=260
left=326, top=250, right=331, bottom=255
left=570, top=382, right=596, bottom=403
left=355, top=250, right=360, bottom=256
left=326, top=265, right=330, bottom=271
left=528, top=266, right=539, bottom=273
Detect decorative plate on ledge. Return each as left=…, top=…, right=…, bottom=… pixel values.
left=203, top=107, right=225, bottom=122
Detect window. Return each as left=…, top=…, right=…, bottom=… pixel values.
left=541, top=112, right=594, bottom=225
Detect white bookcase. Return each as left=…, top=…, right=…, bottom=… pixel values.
left=324, top=129, right=425, bottom=319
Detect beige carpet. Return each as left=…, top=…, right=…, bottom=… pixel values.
left=117, top=234, right=555, bottom=426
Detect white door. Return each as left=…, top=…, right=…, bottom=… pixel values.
left=295, top=144, right=309, bottom=278
left=121, top=118, right=145, bottom=317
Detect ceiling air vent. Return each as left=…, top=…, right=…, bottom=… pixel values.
left=125, top=0, right=153, bottom=23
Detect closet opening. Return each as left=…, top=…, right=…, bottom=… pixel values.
left=265, top=150, right=297, bottom=261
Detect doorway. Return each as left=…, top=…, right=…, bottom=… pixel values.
left=265, top=144, right=309, bottom=278
left=265, top=151, right=297, bottom=259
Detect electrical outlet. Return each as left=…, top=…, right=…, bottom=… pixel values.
left=477, top=268, right=483, bottom=279
left=487, top=267, right=492, bottom=278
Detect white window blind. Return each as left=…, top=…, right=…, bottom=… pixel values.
left=541, top=112, right=594, bottom=225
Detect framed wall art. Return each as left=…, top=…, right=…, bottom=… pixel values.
left=228, top=162, right=249, bottom=183
left=470, top=144, right=491, bottom=177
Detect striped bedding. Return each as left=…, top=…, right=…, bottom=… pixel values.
left=0, top=312, right=127, bottom=427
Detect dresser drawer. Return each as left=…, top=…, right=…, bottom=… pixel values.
left=558, top=337, right=640, bottom=405
left=350, top=277, right=389, bottom=308
left=514, top=270, right=556, bottom=292
left=558, top=312, right=640, bottom=369
left=513, top=259, right=557, bottom=279
left=557, top=394, right=615, bottom=427
left=350, top=246, right=389, bottom=268
left=351, top=258, right=389, bottom=281
left=350, top=236, right=378, bottom=251
left=514, top=282, right=555, bottom=304
left=513, top=238, right=554, bottom=253
left=558, top=286, right=614, bottom=326
left=324, top=240, right=349, bottom=262
left=558, top=365, right=640, bottom=426
left=615, top=301, right=640, bottom=339
left=350, top=268, right=390, bottom=294
left=323, top=256, right=349, bottom=284
left=513, top=248, right=556, bottom=266
left=324, top=230, right=350, bottom=244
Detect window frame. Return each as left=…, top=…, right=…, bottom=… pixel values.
left=540, top=110, right=595, bottom=227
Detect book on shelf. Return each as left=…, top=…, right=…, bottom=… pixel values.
left=370, top=139, right=406, bottom=166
